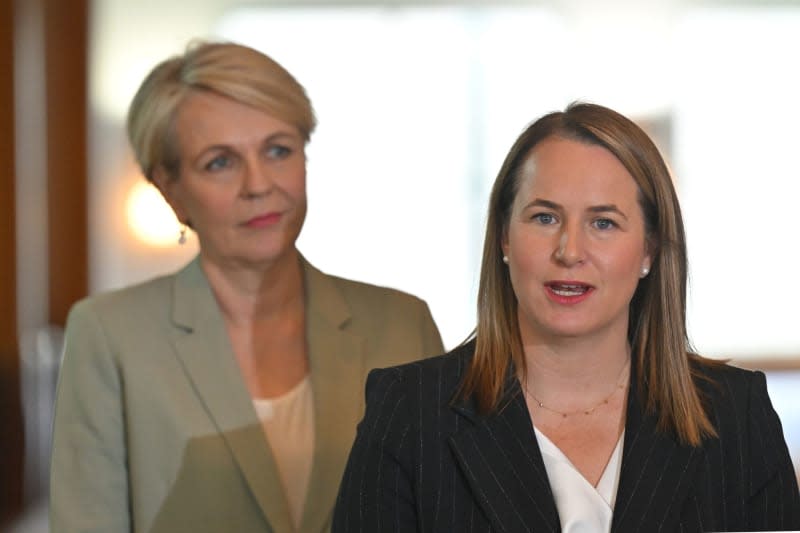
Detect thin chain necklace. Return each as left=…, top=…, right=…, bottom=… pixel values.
left=522, top=358, right=630, bottom=418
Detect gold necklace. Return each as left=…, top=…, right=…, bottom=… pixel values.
left=522, top=359, right=630, bottom=418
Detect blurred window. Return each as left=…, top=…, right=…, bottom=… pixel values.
left=215, top=6, right=800, bottom=362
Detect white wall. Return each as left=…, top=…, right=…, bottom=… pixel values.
left=89, top=2, right=800, bottom=358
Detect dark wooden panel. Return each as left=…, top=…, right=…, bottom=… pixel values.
left=45, top=0, right=88, bottom=325
left=1, top=0, right=89, bottom=525
left=0, top=0, right=22, bottom=525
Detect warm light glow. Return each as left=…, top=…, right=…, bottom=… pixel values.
left=125, top=181, right=182, bottom=247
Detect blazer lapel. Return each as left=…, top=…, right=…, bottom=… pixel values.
left=448, top=383, right=561, bottom=533
left=611, top=376, right=704, bottom=533
left=169, top=258, right=294, bottom=533
left=298, top=260, right=366, bottom=533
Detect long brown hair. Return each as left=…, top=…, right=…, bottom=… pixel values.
left=459, top=102, right=718, bottom=446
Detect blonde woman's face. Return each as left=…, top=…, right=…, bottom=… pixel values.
left=156, top=91, right=307, bottom=269
left=501, top=136, right=651, bottom=345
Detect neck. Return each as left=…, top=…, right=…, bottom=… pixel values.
left=520, top=332, right=632, bottom=411
left=199, top=249, right=305, bottom=325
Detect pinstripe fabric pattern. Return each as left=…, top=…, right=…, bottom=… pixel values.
left=333, top=341, right=800, bottom=532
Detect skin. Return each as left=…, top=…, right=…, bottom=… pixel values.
left=502, top=136, right=652, bottom=486
left=154, top=90, right=310, bottom=398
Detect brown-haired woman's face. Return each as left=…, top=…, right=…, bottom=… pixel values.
left=155, top=90, right=307, bottom=268
left=501, top=136, right=651, bottom=345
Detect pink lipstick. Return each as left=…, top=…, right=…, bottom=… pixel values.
left=544, top=281, right=594, bottom=305
left=244, top=212, right=282, bottom=228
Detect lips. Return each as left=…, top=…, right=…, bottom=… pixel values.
left=547, top=282, right=591, bottom=296
left=244, top=212, right=282, bottom=228
left=544, top=281, right=594, bottom=303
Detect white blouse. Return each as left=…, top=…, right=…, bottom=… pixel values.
left=534, top=426, right=625, bottom=533
left=253, top=375, right=314, bottom=529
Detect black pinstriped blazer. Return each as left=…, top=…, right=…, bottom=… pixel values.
left=333, top=340, right=800, bottom=532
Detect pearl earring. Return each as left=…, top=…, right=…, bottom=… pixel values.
left=502, top=255, right=509, bottom=264
left=640, top=266, right=649, bottom=277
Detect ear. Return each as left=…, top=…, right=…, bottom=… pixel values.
left=500, top=227, right=510, bottom=259
left=151, top=166, right=187, bottom=223
left=641, top=239, right=654, bottom=277
left=640, top=258, right=652, bottom=278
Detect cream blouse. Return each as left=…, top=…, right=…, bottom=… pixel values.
left=253, top=376, right=314, bottom=529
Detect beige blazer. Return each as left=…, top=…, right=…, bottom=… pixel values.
left=49, top=256, right=444, bottom=533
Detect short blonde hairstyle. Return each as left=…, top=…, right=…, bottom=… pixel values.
left=127, top=41, right=316, bottom=181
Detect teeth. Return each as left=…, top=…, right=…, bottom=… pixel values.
left=551, top=284, right=588, bottom=296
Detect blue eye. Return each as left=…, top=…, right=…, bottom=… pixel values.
left=204, top=155, right=231, bottom=171
left=532, top=213, right=557, bottom=225
left=266, top=145, right=291, bottom=159
left=593, top=218, right=617, bottom=230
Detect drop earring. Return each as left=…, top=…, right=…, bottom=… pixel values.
left=178, top=225, right=187, bottom=245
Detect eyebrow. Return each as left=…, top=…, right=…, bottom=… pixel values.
left=262, top=131, right=301, bottom=143
left=523, top=198, right=629, bottom=220
left=197, top=131, right=300, bottom=155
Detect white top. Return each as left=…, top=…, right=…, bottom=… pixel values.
left=535, top=426, right=625, bottom=533
left=253, top=376, right=314, bottom=529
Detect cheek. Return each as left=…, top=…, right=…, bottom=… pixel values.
left=601, top=244, right=647, bottom=282
left=290, top=170, right=307, bottom=201
left=507, top=231, right=548, bottom=277
left=183, top=191, right=235, bottom=228
left=280, top=159, right=306, bottom=189
left=290, top=179, right=307, bottom=204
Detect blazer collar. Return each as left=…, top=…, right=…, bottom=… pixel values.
left=449, top=363, right=562, bottom=533
left=448, top=348, right=704, bottom=533
left=169, top=256, right=295, bottom=532
left=611, top=373, right=704, bottom=533
left=171, top=256, right=366, bottom=533
left=298, top=258, right=367, bottom=533
left=169, top=254, right=355, bottom=331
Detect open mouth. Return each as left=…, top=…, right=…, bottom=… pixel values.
left=546, top=282, right=592, bottom=296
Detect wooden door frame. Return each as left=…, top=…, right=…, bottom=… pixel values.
left=1, top=0, right=88, bottom=525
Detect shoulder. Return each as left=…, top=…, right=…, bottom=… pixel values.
left=365, top=341, right=475, bottom=406
left=302, top=256, right=426, bottom=308
left=68, top=257, right=204, bottom=326
left=690, top=356, right=768, bottom=407
left=690, top=357, right=800, bottom=511
left=68, top=271, right=176, bottom=326
left=63, top=267, right=187, bottom=358
left=303, top=259, right=434, bottom=318
left=691, top=357, right=784, bottom=460
left=356, top=342, right=474, bottom=444
left=688, top=356, right=775, bottom=430
left=304, top=260, right=445, bottom=362
left=321, top=270, right=430, bottom=313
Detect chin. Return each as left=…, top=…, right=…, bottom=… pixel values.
left=527, top=316, right=607, bottom=342
left=543, top=326, right=594, bottom=340
left=252, top=247, right=296, bottom=264
left=224, top=243, right=294, bottom=267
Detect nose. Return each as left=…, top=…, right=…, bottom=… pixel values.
left=553, top=224, right=585, bottom=266
left=241, top=158, right=273, bottom=198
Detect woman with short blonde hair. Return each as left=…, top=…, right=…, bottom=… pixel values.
left=51, top=41, right=443, bottom=533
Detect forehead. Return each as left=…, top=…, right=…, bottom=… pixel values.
left=515, top=136, right=640, bottom=208
left=173, top=90, right=299, bottom=151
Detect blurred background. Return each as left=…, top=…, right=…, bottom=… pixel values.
left=2, top=0, right=799, bottom=530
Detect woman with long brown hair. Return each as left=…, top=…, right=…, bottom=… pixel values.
left=334, top=102, right=800, bottom=532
